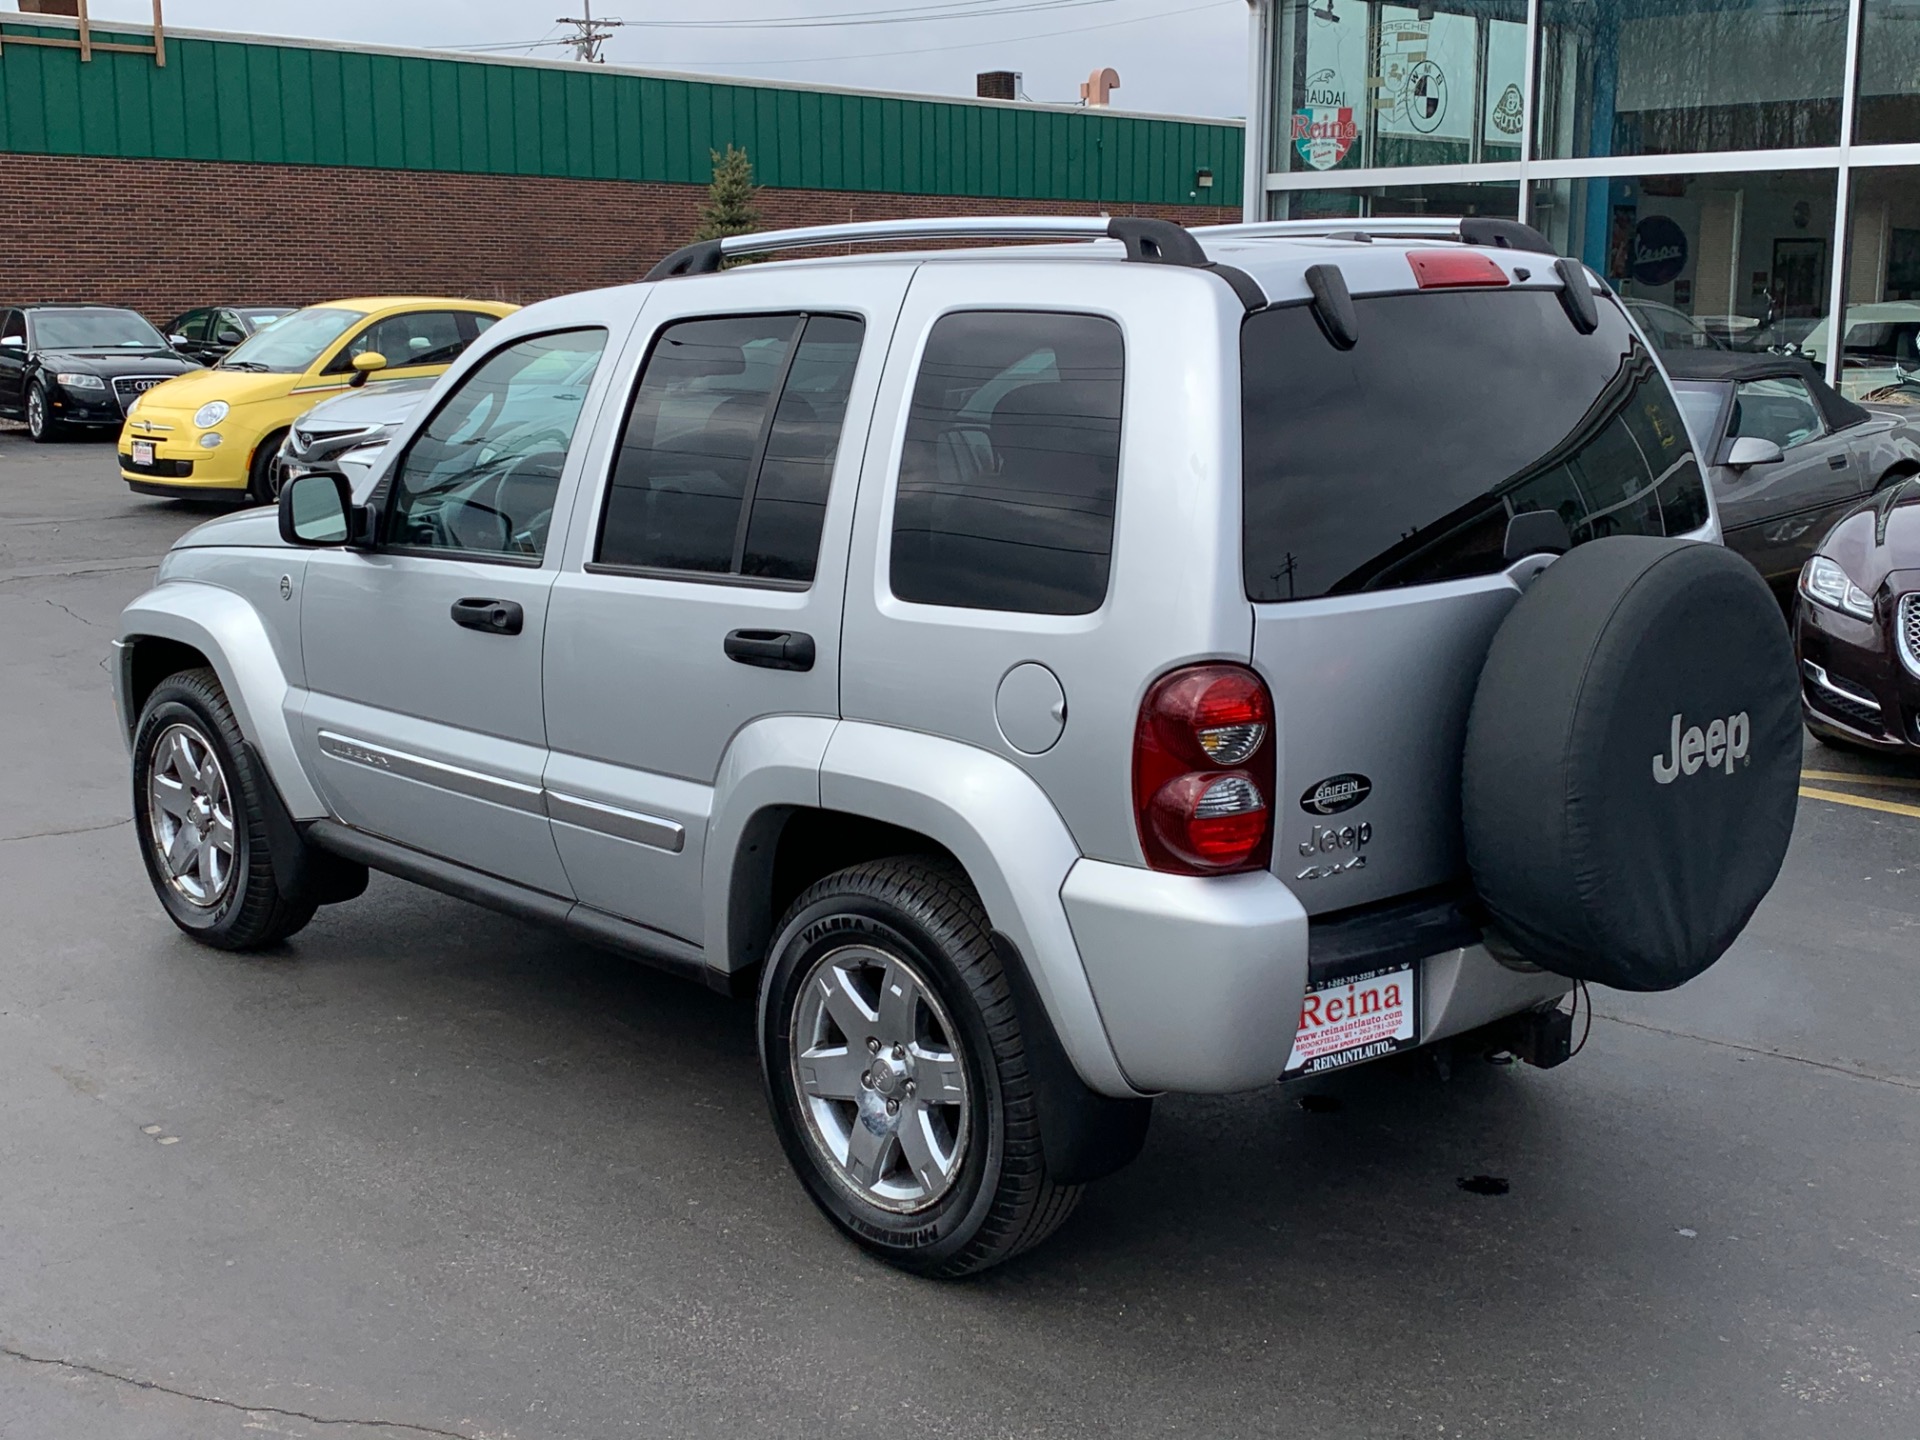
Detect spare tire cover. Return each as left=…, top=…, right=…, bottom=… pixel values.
left=1462, top=536, right=1800, bottom=991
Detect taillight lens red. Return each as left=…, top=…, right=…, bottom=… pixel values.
left=1407, top=249, right=1511, bottom=289
left=1133, top=664, right=1276, bottom=875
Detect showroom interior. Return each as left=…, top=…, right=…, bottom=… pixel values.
left=1243, top=0, right=1920, bottom=392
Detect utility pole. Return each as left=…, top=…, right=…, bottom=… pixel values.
left=554, top=0, right=624, bottom=63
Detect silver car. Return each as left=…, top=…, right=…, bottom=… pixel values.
left=114, top=216, right=1806, bottom=1276
left=273, top=375, right=437, bottom=499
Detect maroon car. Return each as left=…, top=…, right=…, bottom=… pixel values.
left=1795, top=476, right=1920, bottom=755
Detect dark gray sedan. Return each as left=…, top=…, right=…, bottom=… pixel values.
left=1665, top=353, right=1920, bottom=592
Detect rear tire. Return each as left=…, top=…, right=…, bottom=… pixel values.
left=131, top=667, right=316, bottom=950
left=759, top=857, right=1082, bottom=1277
left=247, top=428, right=289, bottom=505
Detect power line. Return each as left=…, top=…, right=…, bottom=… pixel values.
left=650, top=0, right=1236, bottom=67
left=606, top=0, right=1165, bottom=30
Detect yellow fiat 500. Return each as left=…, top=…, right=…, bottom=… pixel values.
left=119, top=297, right=518, bottom=502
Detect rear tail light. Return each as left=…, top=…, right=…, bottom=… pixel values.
left=1133, top=664, right=1276, bottom=874
left=1407, top=249, right=1511, bottom=289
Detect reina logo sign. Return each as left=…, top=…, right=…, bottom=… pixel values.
left=1652, top=711, right=1750, bottom=783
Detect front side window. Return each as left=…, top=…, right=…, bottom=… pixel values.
left=171, top=309, right=211, bottom=342
left=220, top=306, right=365, bottom=373
left=890, top=311, right=1124, bottom=616
left=385, top=329, right=608, bottom=561
left=1242, top=289, right=1710, bottom=601
left=1731, top=377, right=1825, bottom=451
left=330, top=310, right=478, bottom=373
left=1, top=311, right=24, bottom=344
left=596, top=313, right=865, bottom=583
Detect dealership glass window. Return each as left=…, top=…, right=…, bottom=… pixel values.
left=1267, top=178, right=1520, bottom=220
left=1811, top=167, right=1920, bottom=398
left=1266, top=0, right=1528, bottom=176
left=1857, top=0, right=1920, bottom=144
left=1530, top=170, right=1837, bottom=354
left=1533, top=0, right=1847, bottom=160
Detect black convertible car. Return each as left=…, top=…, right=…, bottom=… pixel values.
left=1663, top=352, right=1920, bottom=594
left=1796, top=477, right=1920, bottom=756
left=0, top=304, right=201, bottom=442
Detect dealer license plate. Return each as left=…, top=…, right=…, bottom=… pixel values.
left=1282, top=964, right=1419, bottom=1078
left=131, top=440, right=155, bottom=467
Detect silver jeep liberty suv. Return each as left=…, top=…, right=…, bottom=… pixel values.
left=116, top=216, right=1805, bottom=1276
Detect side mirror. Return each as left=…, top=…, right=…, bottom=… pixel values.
left=348, top=351, right=389, bottom=389
left=279, top=470, right=373, bottom=547
left=1725, top=436, right=1785, bottom=470
left=216, top=329, right=245, bottom=346
left=168, top=333, right=190, bottom=349
left=0, top=335, right=23, bottom=348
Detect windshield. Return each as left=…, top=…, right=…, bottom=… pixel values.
left=1670, top=380, right=1730, bottom=450
left=219, top=306, right=364, bottom=373
left=32, top=308, right=167, bottom=350
left=1242, top=290, right=1711, bottom=601
left=241, top=309, right=294, bottom=329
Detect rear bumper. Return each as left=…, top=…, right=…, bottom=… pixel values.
left=1061, top=861, right=1568, bottom=1094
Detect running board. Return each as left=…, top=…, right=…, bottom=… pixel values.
left=305, top=820, right=725, bottom=994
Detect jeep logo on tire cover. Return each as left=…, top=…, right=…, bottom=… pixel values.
left=1652, top=711, right=1750, bottom=784
left=1300, top=773, right=1372, bottom=815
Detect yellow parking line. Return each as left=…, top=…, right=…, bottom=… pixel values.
left=1801, top=769, right=1920, bottom=790
left=1799, top=786, right=1920, bottom=820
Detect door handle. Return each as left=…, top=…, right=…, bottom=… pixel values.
left=1828, top=453, right=1849, bottom=469
left=724, top=628, right=815, bottom=672
left=451, top=597, right=524, bottom=635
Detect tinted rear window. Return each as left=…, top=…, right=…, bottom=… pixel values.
left=891, top=311, right=1123, bottom=616
left=1242, top=290, right=1709, bottom=601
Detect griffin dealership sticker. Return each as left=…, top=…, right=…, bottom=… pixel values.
left=1300, top=772, right=1372, bottom=815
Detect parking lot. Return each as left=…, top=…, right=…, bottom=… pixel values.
left=3, top=432, right=1918, bottom=1439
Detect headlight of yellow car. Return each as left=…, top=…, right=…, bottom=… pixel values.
left=193, top=400, right=230, bottom=428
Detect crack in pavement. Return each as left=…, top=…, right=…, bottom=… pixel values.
left=0, top=1344, right=481, bottom=1439
left=42, top=597, right=98, bottom=627
left=1596, top=1012, right=1920, bottom=1092
left=0, top=817, right=130, bottom=844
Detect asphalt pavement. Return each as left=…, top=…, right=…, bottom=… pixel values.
left=3, top=433, right=1917, bottom=1439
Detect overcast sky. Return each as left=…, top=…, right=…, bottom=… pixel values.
left=79, top=0, right=1250, bottom=118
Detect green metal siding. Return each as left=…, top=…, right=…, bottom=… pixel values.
left=0, top=19, right=1242, bottom=207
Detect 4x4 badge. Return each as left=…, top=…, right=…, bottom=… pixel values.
left=1301, top=773, right=1371, bottom=815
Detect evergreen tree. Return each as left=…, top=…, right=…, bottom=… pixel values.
left=694, top=145, right=762, bottom=244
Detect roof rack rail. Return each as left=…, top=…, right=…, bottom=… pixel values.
left=645, top=214, right=1226, bottom=282
left=1198, top=216, right=1556, bottom=255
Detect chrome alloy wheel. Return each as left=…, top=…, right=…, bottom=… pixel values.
left=790, top=945, right=972, bottom=1213
left=25, top=387, right=46, bottom=439
left=145, top=723, right=238, bottom=908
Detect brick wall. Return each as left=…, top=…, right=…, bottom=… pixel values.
left=0, top=152, right=1227, bottom=321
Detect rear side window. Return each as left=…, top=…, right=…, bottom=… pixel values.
left=595, top=313, right=865, bottom=583
left=890, top=311, right=1123, bottom=616
left=1241, top=290, right=1710, bottom=601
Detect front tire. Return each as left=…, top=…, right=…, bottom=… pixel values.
left=131, top=668, right=316, bottom=950
left=759, top=857, right=1081, bottom=1277
left=25, top=381, right=58, bottom=443
left=247, top=428, right=289, bottom=505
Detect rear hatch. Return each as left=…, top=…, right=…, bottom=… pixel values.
left=1243, top=271, right=1712, bottom=913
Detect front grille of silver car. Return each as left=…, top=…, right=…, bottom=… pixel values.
left=288, top=423, right=378, bottom=458
left=1900, top=594, right=1920, bottom=678
left=112, top=375, right=175, bottom=414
